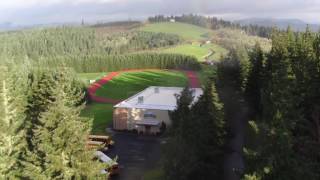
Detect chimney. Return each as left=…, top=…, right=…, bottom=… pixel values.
left=138, top=96, right=144, bottom=104
left=154, top=87, right=160, bottom=93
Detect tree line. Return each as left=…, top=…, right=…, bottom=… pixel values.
left=243, top=27, right=320, bottom=179
left=163, top=80, right=226, bottom=180
left=0, top=26, right=181, bottom=60
left=148, top=14, right=274, bottom=38
left=162, top=27, right=320, bottom=179
left=101, top=31, right=181, bottom=54
left=25, top=53, right=200, bottom=73
left=0, top=66, right=107, bottom=179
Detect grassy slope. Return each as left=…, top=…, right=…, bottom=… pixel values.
left=161, top=43, right=228, bottom=61
left=78, top=72, right=108, bottom=85
left=140, top=22, right=212, bottom=40
left=95, top=70, right=188, bottom=100
left=140, top=22, right=228, bottom=61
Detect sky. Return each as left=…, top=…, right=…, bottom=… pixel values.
left=0, top=0, right=319, bottom=25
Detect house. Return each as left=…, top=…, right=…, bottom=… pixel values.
left=170, top=19, right=176, bottom=23
left=113, top=86, right=203, bottom=134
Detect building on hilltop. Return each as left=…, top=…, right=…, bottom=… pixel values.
left=113, top=86, right=203, bottom=135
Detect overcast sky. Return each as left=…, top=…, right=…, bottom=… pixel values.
left=0, top=0, right=319, bottom=25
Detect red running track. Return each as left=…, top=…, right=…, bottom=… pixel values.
left=87, top=70, right=201, bottom=104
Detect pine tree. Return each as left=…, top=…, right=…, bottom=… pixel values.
left=245, top=43, right=264, bottom=119
left=163, top=87, right=195, bottom=180
left=0, top=66, right=29, bottom=178
left=31, top=71, right=104, bottom=179
left=190, top=80, right=226, bottom=179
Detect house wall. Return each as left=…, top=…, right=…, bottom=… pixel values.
left=113, top=107, right=171, bottom=132
left=113, top=108, right=129, bottom=130
left=127, top=108, right=171, bottom=130
left=136, top=126, right=161, bottom=135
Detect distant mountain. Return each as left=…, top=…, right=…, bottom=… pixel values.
left=0, top=22, right=19, bottom=31
left=0, top=22, right=82, bottom=32
left=235, top=18, right=320, bottom=31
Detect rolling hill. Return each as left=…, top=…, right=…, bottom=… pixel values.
left=140, top=22, right=212, bottom=40
left=236, top=18, right=320, bottom=31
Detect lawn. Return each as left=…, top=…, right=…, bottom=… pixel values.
left=95, top=70, right=188, bottom=100
left=161, top=43, right=228, bottom=61
left=78, top=72, right=108, bottom=85
left=81, top=70, right=188, bottom=135
left=81, top=103, right=114, bottom=135
left=140, top=22, right=212, bottom=40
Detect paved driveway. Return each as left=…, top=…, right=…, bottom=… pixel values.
left=107, top=131, right=163, bottom=180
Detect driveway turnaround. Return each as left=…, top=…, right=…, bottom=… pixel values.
left=107, top=132, right=163, bottom=180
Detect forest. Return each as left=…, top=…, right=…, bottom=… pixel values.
left=148, top=14, right=275, bottom=38
left=163, top=27, right=320, bottom=180
left=0, top=14, right=319, bottom=179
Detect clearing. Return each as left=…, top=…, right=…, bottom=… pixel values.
left=80, top=70, right=190, bottom=135
left=95, top=70, right=188, bottom=100
left=161, top=43, right=228, bottom=61
left=78, top=72, right=108, bottom=84
left=140, top=22, right=212, bottom=40
left=81, top=103, right=114, bottom=135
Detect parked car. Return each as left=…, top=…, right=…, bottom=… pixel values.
left=94, top=151, right=120, bottom=176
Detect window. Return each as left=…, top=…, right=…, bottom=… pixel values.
left=144, top=112, right=157, bottom=119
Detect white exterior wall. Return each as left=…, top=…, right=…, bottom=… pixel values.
left=126, top=108, right=171, bottom=131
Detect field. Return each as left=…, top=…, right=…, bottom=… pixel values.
left=78, top=72, right=108, bottom=84
left=80, top=70, right=188, bottom=135
left=140, top=22, right=212, bottom=40
left=95, top=70, right=188, bottom=100
left=81, top=103, right=114, bottom=135
left=161, top=43, right=228, bottom=61
left=140, top=22, right=228, bottom=61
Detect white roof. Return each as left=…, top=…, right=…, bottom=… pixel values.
left=114, top=86, right=203, bottom=111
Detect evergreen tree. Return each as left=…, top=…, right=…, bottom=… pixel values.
left=0, top=66, right=29, bottom=178
left=31, top=71, right=104, bottom=179
left=245, top=43, right=265, bottom=119
left=164, top=82, right=226, bottom=180
left=163, top=87, right=195, bottom=180
left=190, top=80, right=226, bottom=179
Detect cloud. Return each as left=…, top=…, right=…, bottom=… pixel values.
left=0, top=0, right=319, bottom=25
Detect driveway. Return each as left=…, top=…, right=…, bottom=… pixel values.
left=107, top=131, right=163, bottom=180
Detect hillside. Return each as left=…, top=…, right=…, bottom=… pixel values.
left=161, top=43, right=228, bottom=61
left=236, top=18, right=320, bottom=31
left=140, top=22, right=212, bottom=40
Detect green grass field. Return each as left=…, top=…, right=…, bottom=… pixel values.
left=78, top=72, right=108, bottom=85
left=80, top=70, right=188, bottom=134
left=81, top=103, right=114, bottom=135
left=140, top=22, right=212, bottom=40
left=95, top=70, right=188, bottom=100
left=161, top=43, right=228, bottom=61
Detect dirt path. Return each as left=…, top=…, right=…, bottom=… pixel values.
left=87, top=69, right=201, bottom=104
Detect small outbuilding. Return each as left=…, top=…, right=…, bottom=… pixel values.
left=113, top=86, right=203, bottom=135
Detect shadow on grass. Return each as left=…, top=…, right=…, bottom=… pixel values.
left=81, top=103, right=114, bottom=135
